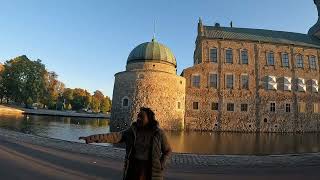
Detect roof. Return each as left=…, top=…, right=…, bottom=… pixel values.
left=202, top=26, right=320, bottom=49
left=127, top=38, right=176, bottom=67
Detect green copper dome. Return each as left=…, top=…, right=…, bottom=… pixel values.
left=127, top=38, right=176, bottom=67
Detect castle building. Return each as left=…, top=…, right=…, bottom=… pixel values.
left=111, top=0, right=320, bottom=132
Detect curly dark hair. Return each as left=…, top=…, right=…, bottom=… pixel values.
left=139, top=107, right=159, bottom=129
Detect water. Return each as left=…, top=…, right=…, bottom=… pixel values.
left=0, top=114, right=320, bottom=155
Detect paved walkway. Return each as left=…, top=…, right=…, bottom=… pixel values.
left=0, top=128, right=320, bottom=179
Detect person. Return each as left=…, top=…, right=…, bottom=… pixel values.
left=79, top=107, right=172, bottom=180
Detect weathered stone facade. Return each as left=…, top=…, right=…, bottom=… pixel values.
left=183, top=18, right=320, bottom=132
left=111, top=41, right=185, bottom=131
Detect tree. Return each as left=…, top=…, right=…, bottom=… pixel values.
left=91, top=97, right=100, bottom=113
left=101, top=96, right=112, bottom=113
left=93, top=90, right=104, bottom=102
left=62, top=88, right=74, bottom=105
left=41, top=71, right=65, bottom=109
left=1, top=55, right=46, bottom=106
left=71, top=88, right=91, bottom=111
left=0, top=64, right=6, bottom=103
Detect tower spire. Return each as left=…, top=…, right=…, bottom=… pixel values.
left=152, top=20, right=156, bottom=42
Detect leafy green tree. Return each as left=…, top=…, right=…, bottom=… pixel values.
left=91, top=97, right=100, bottom=113
left=71, top=88, right=91, bottom=111
left=62, top=88, right=74, bottom=106
left=1, top=55, right=46, bottom=106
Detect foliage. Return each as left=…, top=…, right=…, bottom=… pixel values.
left=91, top=97, right=100, bottom=113
left=0, top=55, right=112, bottom=113
left=101, top=96, right=112, bottom=113
left=1, top=55, right=46, bottom=106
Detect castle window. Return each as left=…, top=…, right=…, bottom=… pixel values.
left=285, top=103, right=291, bottom=113
left=309, top=56, right=317, bottom=70
left=241, top=49, right=248, bottom=64
left=283, top=77, right=292, bottom=91
left=270, top=102, right=276, bottom=112
left=209, top=73, right=218, bottom=89
left=296, top=54, right=304, bottom=68
left=227, top=103, right=234, bottom=112
left=314, top=103, right=319, bottom=113
left=211, top=102, right=219, bottom=111
left=297, top=78, right=306, bottom=92
left=282, top=53, right=289, bottom=67
left=226, top=74, right=234, bottom=89
left=225, top=49, right=233, bottom=64
left=210, top=48, right=218, bottom=63
left=192, top=75, right=200, bottom=88
left=312, top=79, right=319, bottom=93
left=266, top=75, right=277, bottom=90
left=122, top=97, right=129, bottom=107
left=241, top=104, right=248, bottom=112
left=298, top=102, right=306, bottom=113
left=177, top=102, right=181, bottom=109
left=241, top=74, right=249, bottom=90
left=267, top=52, right=275, bottom=66
left=193, top=102, right=199, bottom=110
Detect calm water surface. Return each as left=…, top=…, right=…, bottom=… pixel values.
left=0, top=114, right=320, bottom=155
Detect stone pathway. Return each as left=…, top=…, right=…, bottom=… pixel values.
left=0, top=128, right=320, bottom=168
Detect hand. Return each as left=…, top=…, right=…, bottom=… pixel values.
left=79, top=136, right=92, bottom=144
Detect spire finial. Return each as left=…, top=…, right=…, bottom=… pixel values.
left=152, top=20, right=156, bottom=42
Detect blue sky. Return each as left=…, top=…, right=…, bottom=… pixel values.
left=0, top=0, right=317, bottom=97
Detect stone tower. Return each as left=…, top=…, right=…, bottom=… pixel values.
left=309, top=0, right=320, bottom=38
left=110, top=38, right=186, bottom=131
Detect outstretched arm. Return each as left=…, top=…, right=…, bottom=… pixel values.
left=79, top=132, right=123, bottom=144
left=160, top=131, right=172, bottom=170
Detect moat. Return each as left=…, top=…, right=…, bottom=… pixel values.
left=0, top=114, right=320, bottom=155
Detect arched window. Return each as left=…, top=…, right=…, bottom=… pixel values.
left=122, top=97, right=129, bottom=107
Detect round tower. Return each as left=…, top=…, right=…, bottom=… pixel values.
left=110, top=38, right=186, bottom=131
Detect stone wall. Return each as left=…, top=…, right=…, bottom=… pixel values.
left=183, top=38, right=320, bottom=132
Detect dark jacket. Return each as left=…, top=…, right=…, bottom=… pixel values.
left=86, top=122, right=172, bottom=180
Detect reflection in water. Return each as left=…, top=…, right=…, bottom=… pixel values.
left=0, top=114, right=320, bottom=155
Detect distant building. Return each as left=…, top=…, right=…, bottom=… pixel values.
left=111, top=0, right=320, bottom=132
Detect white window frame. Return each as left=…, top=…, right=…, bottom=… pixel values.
left=209, top=48, right=218, bottom=63
left=208, top=72, right=218, bottom=89
left=225, top=73, right=234, bottom=89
